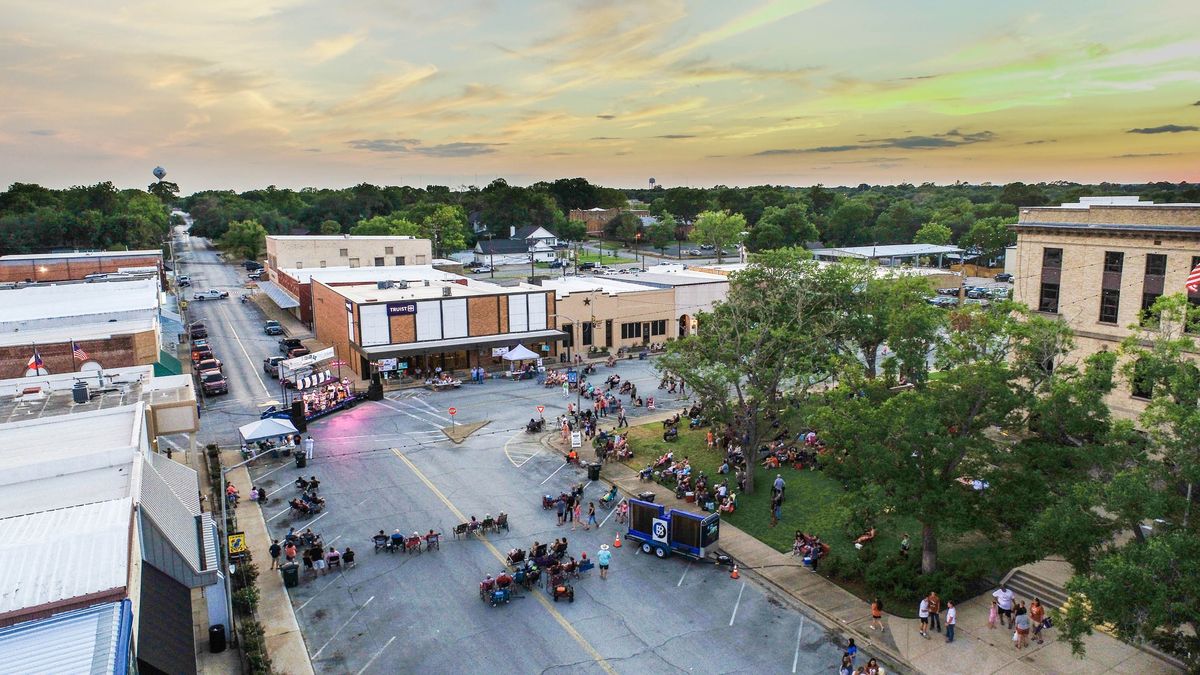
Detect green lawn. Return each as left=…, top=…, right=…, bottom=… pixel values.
left=576, top=251, right=631, bottom=264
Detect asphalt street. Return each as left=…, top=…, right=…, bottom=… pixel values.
left=177, top=233, right=847, bottom=675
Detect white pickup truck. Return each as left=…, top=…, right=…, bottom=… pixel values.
left=192, top=289, right=229, bottom=300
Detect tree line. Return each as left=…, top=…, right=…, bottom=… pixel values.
left=2, top=178, right=1197, bottom=258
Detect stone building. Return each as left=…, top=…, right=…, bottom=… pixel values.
left=1011, top=196, right=1200, bottom=418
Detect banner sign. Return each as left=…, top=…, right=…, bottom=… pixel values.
left=281, top=347, right=336, bottom=375
left=387, top=301, right=418, bottom=316
left=377, top=358, right=398, bottom=372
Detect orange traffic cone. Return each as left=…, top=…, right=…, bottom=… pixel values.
left=613, top=534, right=622, bottom=548
left=730, top=565, right=740, bottom=580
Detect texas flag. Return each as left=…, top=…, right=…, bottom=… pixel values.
left=27, top=350, right=44, bottom=370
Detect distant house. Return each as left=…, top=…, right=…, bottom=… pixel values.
left=473, top=226, right=561, bottom=264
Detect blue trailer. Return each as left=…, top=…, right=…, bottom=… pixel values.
left=625, top=498, right=720, bottom=560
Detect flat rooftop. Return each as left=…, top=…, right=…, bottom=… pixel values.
left=0, top=278, right=159, bottom=324
left=280, top=264, right=466, bottom=285
left=0, top=249, right=162, bottom=261
left=0, top=316, right=157, bottom=348
left=267, top=235, right=419, bottom=241
left=622, top=266, right=729, bottom=286
left=329, top=278, right=536, bottom=304
left=540, top=276, right=668, bottom=299
left=0, top=403, right=145, bottom=518
left=809, top=244, right=962, bottom=259
left=0, top=367, right=191, bottom=425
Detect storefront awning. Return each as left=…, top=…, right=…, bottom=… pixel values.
left=361, top=329, right=566, bottom=358
left=258, top=280, right=300, bottom=309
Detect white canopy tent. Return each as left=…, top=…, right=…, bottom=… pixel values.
left=239, top=417, right=298, bottom=442
left=502, top=344, right=540, bottom=361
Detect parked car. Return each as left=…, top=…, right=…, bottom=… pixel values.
left=278, top=338, right=303, bottom=354
left=994, top=272, right=1013, bottom=283
left=248, top=270, right=264, bottom=280
left=548, top=260, right=570, bottom=269
left=263, top=356, right=285, bottom=378
left=196, top=358, right=223, bottom=374
left=474, top=266, right=494, bottom=274
left=190, top=338, right=209, bottom=352
left=288, top=346, right=311, bottom=358
left=935, top=287, right=959, bottom=296
left=189, top=326, right=208, bottom=340
left=192, top=289, right=229, bottom=300
left=465, top=260, right=483, bottom=268
left=699, top=244, right=715, bottom=250
left=200, top=370, right=228, bottom=396
left=987, top=287, right=1010, bottom=300
left=191, top=348, right=215, bottom=365
left=687, top=249, right=704, bottom=256
left=966, top=288, right=986, bottom=299
left=177, top=275, right=192, bottom=287
left=579, top=262, right=597, bottom=270
left=242, top=260, right=263, bottom=271
left=926, top=296, right=957, bottom=308
left=263, top=320, right=284, bottom=336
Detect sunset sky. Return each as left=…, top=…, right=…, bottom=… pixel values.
left=2, top=0, right=1198, bottom=192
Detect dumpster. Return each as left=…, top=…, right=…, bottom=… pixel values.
left=587, top=463, right=601, bottom=481
left=295, top=453, right=307, bottom=469
left=209, top=624, right=227, bottom=653
left=281, top=562, right=300, bottom=588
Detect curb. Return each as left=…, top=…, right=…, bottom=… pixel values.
left=540, top=431, right=917, bottom=674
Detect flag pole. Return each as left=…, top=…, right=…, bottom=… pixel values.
left=71, top=339, right=78, bottom=373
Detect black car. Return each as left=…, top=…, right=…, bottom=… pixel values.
left=279, top=338, right=303, bottom=354
left=243, top=260, right=264, bottom=271
left=579, top=262, right=597, bottom=270
left=994, top=272, right=1013, bottom=283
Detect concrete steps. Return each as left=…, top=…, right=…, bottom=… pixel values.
left=1000, top=568, right=1068, bottom=609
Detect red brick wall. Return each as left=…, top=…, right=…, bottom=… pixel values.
left=311, top=281, right=355, bottom=375
left=0, top=332, right=155, bottom=379
left=0, top=254, right=163, bottom=285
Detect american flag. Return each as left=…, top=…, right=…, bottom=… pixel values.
left=26, top=350, right=44, bottom=370
left=72, top=341, right=89, bottom=362
left=1187, top=262, right=1200, bottom=294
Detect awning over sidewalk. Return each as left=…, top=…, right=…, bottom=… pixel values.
left=361, top=329, right=565, bottom=358
left=257, top=280, right=300, bottom=309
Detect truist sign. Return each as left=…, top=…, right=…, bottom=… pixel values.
left=387, top=301, right=418, bottom=316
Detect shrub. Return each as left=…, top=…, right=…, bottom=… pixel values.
left=238, top=620, right=273, bottom=674
left=232, top=586, right=259, bottom=616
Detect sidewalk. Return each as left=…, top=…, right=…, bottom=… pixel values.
left=224, top=454, right=315, bottom=675
left=545, top=424, right=1181, bottom=675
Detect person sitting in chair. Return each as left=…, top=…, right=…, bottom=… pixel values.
left=496, top=571, right=513, bottom=588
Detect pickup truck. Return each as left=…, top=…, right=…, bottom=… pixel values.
left=196, top=358, right=223, bottom=374
left=177, top=275, right=192, bottom=287
left=278, top=338, right=304, bottom=354
left=200, top=370, right=228, bottom=396
left=263, top=356, right=285, bottom=378
left=192, top=289, right=229, bottom=300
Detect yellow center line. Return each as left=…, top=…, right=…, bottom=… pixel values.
left=391, top=449, right=616, bottom=675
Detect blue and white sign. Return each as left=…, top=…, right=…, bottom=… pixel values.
left=652, top=518, right=669, bottom=544
left=387, top=301, right=418, bottom=316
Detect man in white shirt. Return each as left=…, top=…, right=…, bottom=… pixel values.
left=993, top=586, right=1015, bottom=628
left=918, top=597, right=930, bottom=638
left=945, top=601, right=957, bottom=643
left=304, top=435, right=315, bottom=461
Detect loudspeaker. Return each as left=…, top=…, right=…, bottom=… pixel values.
left=290, top=400, right=307, bottom=433
left=367, top=382, right=384, bottom=401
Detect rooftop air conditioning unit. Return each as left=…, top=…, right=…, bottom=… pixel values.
left=397, top=280, right=408, bottom=289
left=442, top=286, right=452, bottom=297
left=423, top=280, right=430, bottom=286
left=376, top=280, right=393, bottom=290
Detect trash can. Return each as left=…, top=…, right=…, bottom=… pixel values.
left=587, top=463, right=601, bottom=481
left=281, top=562, right=300, bottom=588
left=208, top=624, right=227, bottom=653
left=638, top=491, right=656, bottom=503
left=295, top=453, right=307, bottom=468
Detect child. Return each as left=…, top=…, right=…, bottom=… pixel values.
left=988, top=598, right=999, bottom=629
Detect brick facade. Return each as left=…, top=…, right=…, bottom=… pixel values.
left=0, top=329, right=158, bottom=380
left=0, top=252, right=164, bottom=286
left=311, top=280, right=353, bottom=374
left=1012, top=200, right=1200, bottom=418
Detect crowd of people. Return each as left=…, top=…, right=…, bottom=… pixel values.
left=268, top=526, right=356, bottom=579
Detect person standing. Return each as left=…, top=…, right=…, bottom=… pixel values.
left=585, top=502, right=597, bottom=530
left=562, top=381, right=569, bottom=398
left=303, top=435, right=315, bottom=461
left=918, top=595, right=930, bottom=638
left=845, top=638, right=858, bottom=668
left=1029, top=598, right=1046, bottom=644
left=927, top=591, right=942, bottom=633
left=285, top=541, right=297, bottom=563
left=769, top=492, right=782, bottom=527
left=597, top=543, right=612, bottom=579
left=556, top=496, right=566, bottom=526
left=945, top=600, right=957, bottom=643
left=899, top=532, right=910, bottom=558
left=1014, top=602, right=1031, bottom=649
left=269, top=539, right=282, bottom=570
left=572, top=500, right=581, bottom=531
left=772, top=473, right=786, bottom=498
left=617, top=407, right=627, bottom=428
left=993, top=585, right=1015, bottom=629
left=869, top=598, right=885, bottom=632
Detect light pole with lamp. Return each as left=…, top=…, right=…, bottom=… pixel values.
left=217, top=446, right=276, bottom=647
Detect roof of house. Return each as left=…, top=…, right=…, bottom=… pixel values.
left=514, top=225, right=557, bottom=240
left=0, top=498, right=133, bottom=618
left=141, top=454, right=215, bottom=575
left=475, top=239, right=530, bottom=254
left=0, top=600, right=131, bottom=675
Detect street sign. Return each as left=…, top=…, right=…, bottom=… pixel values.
left=536, top=405, right=544, bottom=414
left=570, top=431, right=582, bottom=448
left=228, top=532, right=248, bottom=556
left=448, top=407, right=457, bottom=416
left=567, top=370, right=578, bottom=384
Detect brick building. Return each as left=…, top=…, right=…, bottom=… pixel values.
left=0, top=250, right=164, bottom=286
left=311, top=278, right=563, bottom=377
left=568, top=207, right=650, bottom=237
left=539, top=276, right=679, bottom=356
left=0, top=279, right=161, bottom=378
left=1012, top=196, right=1200, bottom=417
left=259, top=264, right=465, bottom=325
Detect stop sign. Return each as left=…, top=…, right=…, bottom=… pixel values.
left=537, top=405, right=545, bottom=414
left=448, top=407, right=457, bottom=416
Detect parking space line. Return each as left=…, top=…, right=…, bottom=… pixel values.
left=267, top=506, right=292, bottom=522
left=299, top=511, right=329, bottom=531
left=391, top=449, right=616, bottom=675
left=356, top=635, right=397, bottom=675
left=791, top=616, right=805, bottom=673
left=266, top=483, right=291, bottom=498
left=254, top=462, right=291, bottom=482
left=405, top=396, right=452, bottom=422
left=539, top=462, right=568, bottom=485
left=295, top=571, right=344, bottom=612
left=677, top=561, right=691, bottom=587
left=729, top=581, right=746, bottom=626
left=311, top=595, right=375, bottom=659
